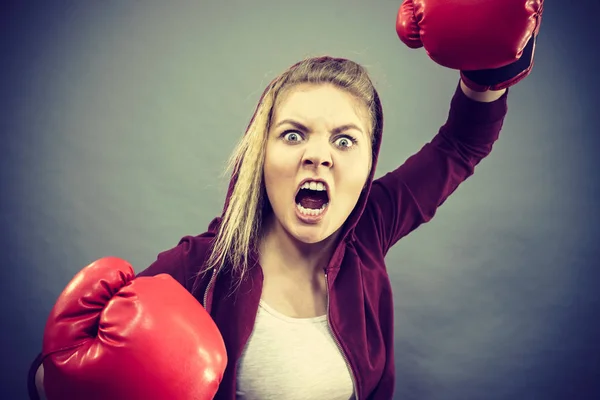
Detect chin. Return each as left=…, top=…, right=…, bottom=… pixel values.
left=282, top=219, right=322, bottom=242
left=286, top=214, right=340, bottom=245
left=290, top=229, right=328, bottom=245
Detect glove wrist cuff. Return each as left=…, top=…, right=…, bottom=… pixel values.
left=460, top=34, right=536, bottom=92
left=460, top=63, right=533, bottom=92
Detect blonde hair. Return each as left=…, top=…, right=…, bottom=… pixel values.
left=204, top=56, right=380, bottom=282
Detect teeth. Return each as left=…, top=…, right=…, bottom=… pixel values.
left=300, top=181, right=326, bottom=191
left=296, top=203, right=328, bottom=216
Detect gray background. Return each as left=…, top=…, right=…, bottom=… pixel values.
left=2, top=1, right=599, bottom=399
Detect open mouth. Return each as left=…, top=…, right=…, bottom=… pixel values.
left=295, top=181, right=329, bottom=217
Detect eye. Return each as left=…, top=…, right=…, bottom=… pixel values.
left=282, top=130, right=303, bottom=143
left=334, top=135, right=357, bottom=149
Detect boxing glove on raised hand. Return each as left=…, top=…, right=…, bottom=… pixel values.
left=41, top=257, right=227, bottom=400
left=396, top=0, right=544, bottom=91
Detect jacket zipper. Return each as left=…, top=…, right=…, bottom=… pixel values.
left=202, top=268, right=217, bottom=311
left=325, top=271, right=359, bottom=400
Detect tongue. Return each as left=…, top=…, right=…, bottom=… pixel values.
left=297, top=190, right=327, bottom=210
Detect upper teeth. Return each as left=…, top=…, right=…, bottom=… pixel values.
left=301, top=181, right=326, bottom=191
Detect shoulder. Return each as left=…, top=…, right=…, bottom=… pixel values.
left=136, top=228, right=217, bottom=293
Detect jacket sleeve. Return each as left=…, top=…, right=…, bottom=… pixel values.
left=137, top=235, right=213, bottom=294
left=361, top=83, right=509, bottom=255
left=136, top=237, right=192, bottom=290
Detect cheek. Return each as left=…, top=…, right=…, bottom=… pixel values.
left=263, top=149, right=297, bottom=199
left=335, top=152, right=371, bottom=201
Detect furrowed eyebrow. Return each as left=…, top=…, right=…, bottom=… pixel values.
left=275, top=119, right=364, bottom=135
left=275, top=119, right=309, bottom=131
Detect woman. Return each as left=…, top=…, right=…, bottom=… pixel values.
left=31, top=2, right=543, bottom=398
left=138, top=56, right=509, bottom=400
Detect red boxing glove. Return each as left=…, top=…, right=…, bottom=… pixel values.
left=41, top=257, right=227, bottom=400
left=396, top=0, right=544, bottom=91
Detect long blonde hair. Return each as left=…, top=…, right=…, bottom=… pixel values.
left=204, top=56, right=380, bottom=281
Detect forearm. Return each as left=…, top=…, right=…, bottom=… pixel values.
left=460, top=79, right=507, bottom=103
left=36, top=364, right=46, bottom=400
left=372, top=83, right=508, bottom=248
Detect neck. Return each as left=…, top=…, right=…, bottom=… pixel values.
left=259, top=212, right=340, bottom=276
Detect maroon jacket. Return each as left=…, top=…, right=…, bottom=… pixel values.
left=28, top=83, right=508, bottom=400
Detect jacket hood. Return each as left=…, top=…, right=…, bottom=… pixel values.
left=210, top=56, right=384, bottom=249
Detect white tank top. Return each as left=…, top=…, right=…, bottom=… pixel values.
left=236, top=299, right=355, bottom=400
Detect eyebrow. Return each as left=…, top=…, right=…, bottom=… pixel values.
left=275, top=119, right=364, bottom=135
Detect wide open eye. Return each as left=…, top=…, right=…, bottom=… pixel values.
left=334, top=135, right=356, bottom=149
left=282, top=131, right=303, bottom=142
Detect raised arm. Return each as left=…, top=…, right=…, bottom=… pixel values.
left=361, top=80, right=508, bottom=253
left=359, top=0, right=543, bottom=254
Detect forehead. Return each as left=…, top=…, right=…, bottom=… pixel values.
left=273, top=84, right=367, bottom=125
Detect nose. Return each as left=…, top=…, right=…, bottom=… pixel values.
left=302, top=138, right=333, bottom=168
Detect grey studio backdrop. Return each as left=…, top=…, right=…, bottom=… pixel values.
left=1, top=1, right=599, bottom=399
